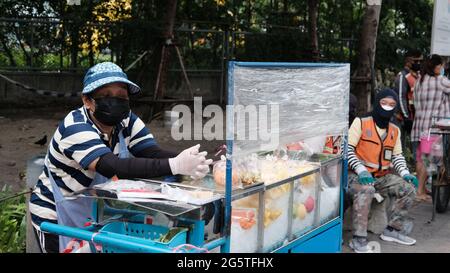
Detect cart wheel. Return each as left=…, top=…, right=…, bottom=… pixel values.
left=431, top=168, right=450, bottom=213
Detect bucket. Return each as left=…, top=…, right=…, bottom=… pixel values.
left=420, top=135, right=439, bottom=154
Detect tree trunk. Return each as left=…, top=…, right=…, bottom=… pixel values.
left=247, top=0, right=252, bottom=28
left=353, top=0, right=382, bottom=114
left=14, top=29, right=32, bottom=66
left=154, top=0, right=177, bottom=99
left=308, top=0, right=319, bottom=61
left=88, top=0, right=94, bottom=67
left=70, top=27, right=79, bottom=68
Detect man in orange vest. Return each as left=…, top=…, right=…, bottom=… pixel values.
left=347, top=88, right=418, bottom=253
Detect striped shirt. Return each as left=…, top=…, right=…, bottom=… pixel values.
left=30, top=106, right=157, bottom=230
left=412, top=75, right=450, bottom=142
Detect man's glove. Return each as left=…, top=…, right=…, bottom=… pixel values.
left=190, top=163, right=212, bottom=180
left=358, top=171, right=375, bottom=185
left=168, top=144, right=212, bottom=178
left=403, top=174, right=419, bottom=188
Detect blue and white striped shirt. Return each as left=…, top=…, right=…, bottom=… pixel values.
left=30, top=106, right=156, bottom=230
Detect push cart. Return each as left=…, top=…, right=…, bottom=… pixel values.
left=40, top=61, right=350, bottom=253
left=429, top=117, right=450, bottom=220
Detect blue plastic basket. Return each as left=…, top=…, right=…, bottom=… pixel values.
left=99, top=222, right=187, bottom=253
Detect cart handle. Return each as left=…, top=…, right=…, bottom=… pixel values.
left=40, top=222, right=173, bottom=253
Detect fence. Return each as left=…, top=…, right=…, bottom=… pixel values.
left=0, top=17, right=357, bottom=106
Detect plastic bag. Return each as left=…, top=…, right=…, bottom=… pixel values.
left=431, top=135, right=443, bottom=158
left=234, top=154, right=261, bottom=186
left=62, top=239, right=100, bottom=253
left=301, top=136, right=327, bottom=156
left=212, top=156, right=242, bottom=188
left=94, top=179, right=148, bottom=191
left=160, top=183, right=217, bottom=205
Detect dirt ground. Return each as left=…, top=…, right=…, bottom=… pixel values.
left=4, top=106, right=450, bottom=253
left=0, top=105, right=222, bottom=193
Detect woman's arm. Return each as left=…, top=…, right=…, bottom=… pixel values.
left=343, top=117, right=368, bottom=174
left=88, top=153, right=172, bottom=179
left=133, top=145, right=179, bottom=159
left=440, top=76, right=450, bottom=94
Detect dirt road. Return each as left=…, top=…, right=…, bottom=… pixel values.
left=0, top=106, right=222, bottom=192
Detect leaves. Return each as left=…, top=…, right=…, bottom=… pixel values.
left=0, top=186, right=27, bottom=253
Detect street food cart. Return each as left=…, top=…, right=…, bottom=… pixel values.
left=40, top=61, right=350, bottom=253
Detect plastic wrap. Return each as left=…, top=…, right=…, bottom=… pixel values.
left=160, top=184, right=221, bottom=205
left=230, top=64, right=350, bottom=156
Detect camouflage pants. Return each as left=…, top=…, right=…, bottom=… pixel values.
left=348, top=173, right=416, bottom=237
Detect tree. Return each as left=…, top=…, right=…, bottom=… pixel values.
left=353, top=0, right=382, bottom=114
left=308, top=0, right=319, bottom=61
left=153, top=0, right=178, bottom=100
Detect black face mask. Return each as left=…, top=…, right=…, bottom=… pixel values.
left=372, top=105, right=395, bottom=129
left=371, top=89, right=398, bottom=129
left=91, top=97, right=130, bottom=126
left=411, top=63, right=421, bottom=72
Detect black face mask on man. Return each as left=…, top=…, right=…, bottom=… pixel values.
left=371, top=89, right=398, bottom=129
left=91, top=97, right=130, bottom=126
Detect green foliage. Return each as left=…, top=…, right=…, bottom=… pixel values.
left=377, top=0, right=434, bottom=72
left=0, top=186, right=27, bottom=253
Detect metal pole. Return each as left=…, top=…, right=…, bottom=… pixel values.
left=219, top=30, right=226, bottom=105
left=30, top=24, right=34, bottom=67
left=287, top=180, right=294, bottom=241
left=222, top=61, right=235, bottom=253
left=174, top=45, right=194, bottom=98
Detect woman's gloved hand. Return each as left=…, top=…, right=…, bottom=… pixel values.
left=358, top=171, right=375, bottom=185
left=403, top=174, right=419, bottom=188
left=168, top=144, right=212, bottom=178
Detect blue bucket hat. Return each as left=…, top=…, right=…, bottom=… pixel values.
left=82, top=62, right=140, bottom=95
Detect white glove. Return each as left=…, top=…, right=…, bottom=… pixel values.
left=168, top=144, right=212, bottom=178
left=190, top=159, right=213, bottom=180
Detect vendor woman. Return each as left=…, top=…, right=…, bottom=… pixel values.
left=29, top=62, right=212, bottom=253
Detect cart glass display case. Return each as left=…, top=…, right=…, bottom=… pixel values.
left=226, top=61, right=350, bottom=252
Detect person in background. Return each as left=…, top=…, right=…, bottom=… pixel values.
left=347, top=88, right=418, bottom=253
left=394, top=49, right=423, bottom=157
left=412, top=54, right=450, bottom=202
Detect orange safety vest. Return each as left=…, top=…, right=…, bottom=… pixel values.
left=323, top=136, right=340, bottom=154
left=355, top=117, right=399, bottom=177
